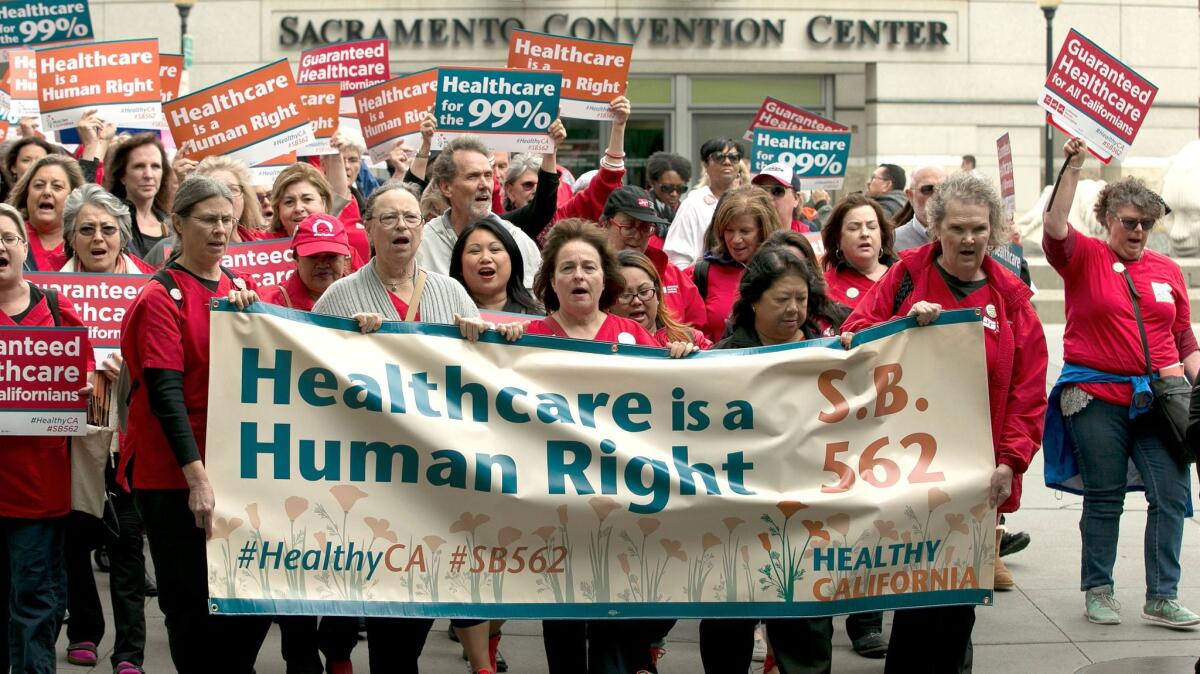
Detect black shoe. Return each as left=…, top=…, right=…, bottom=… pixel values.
left=851, top=632, right=888, bottom=659
left=496, top=649, right=508, bottom=672
left=144, top=572, right=158, bottom=597
left=999, top=531, right=1031, bottom=558
left=448, top=623, right=460, bottom=642
left=93, top=547, right=110, bottom=573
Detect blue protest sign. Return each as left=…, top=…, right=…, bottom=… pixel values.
left=751, top=127, right=851, bottom=190
left=0, top=0, right=93, bottom=48
left=433, top=66, right=561, bottom=153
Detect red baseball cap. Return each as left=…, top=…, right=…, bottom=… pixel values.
left=292, top=213, right=351, bottom=258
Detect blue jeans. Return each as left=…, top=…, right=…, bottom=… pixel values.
left=0, top=517, right=67, bottom=674
left=1067, top=397, right=1190, bottom=599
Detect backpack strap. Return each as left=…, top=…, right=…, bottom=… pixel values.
left=693, top=259, right=711, bottom=300
left=891, top=266, right=913, bottom=317
left=43, top=286, right=63, bottom=326
left=151, top=268, right=184, bottom=309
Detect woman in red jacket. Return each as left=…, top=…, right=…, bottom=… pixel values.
left=841, top=171, right=1048, bottom=673
left=821, top=192, right=896, bottom=309
left=119, top=175, right=270, bottom=673
left=686, top=186, right=782, bottom=342
left=0, top=201, right=95, bottom=673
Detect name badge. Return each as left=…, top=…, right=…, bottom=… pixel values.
left=1152, top=281, right=1173, bottom=303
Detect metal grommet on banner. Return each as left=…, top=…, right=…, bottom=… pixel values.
left=611, top=344, right=619, bottom=352
left=209, top=602, right=219, bottom=613
left=1112, top=262, right=1126, bottom=273
left=974, top=308, right=982, bottom=317
left=170, top=288, right=183, bottom=301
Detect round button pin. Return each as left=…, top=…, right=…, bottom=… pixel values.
left=985, top=304, right=997, bottom=318
left=169, top=288, right=183, bottom=301
left=846, top=287, right=860, bottom=299
left=617, top=332, right=636, bottom=345
left=1112, top=262, right=1126, bottom=273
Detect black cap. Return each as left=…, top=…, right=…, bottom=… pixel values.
left=603, top=186, right=670, bottom=226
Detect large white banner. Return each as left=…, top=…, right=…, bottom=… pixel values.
left=205, top=303, right=997, bottom=618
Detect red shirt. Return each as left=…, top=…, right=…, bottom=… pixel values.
left=654, top=325, right=713, bottom=350
left=386, top=292, right=419, bottom=321
left=1045, top=226, right=1194, bottom=405
left=824, top=265, right=881, bottom=309
left=26, top=222, right=66, bottom=271
left=526, top=312, right=658, bottom=346
left=120, top=267, right=254, bottom=490
left=0, top=285, right=95, bottom=518
left=336, top=200, right=372, bottom=264
left=687, top=260, right=744, bottom=342
left=646, top=247, right=706, bottom=330
left=259, top=272, right=315, bottom=312
left=843, top=244, right=1048, bottom=514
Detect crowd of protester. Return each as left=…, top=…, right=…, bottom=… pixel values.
left=1, top=96, right=1196, bottom=674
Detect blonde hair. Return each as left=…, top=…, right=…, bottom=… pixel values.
left=196, top=155, right=263, bottom=231
left=710, top=185, right=782, bottom=259
left=269, top=163, right=332, bottom=234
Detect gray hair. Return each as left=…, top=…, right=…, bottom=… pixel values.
left=363, top=182, right=418, bottom=221
left=429, top=136, right=490, bottom=192
left=504, top=154, right=543, bottom=185
left=172, top=174, right=232, bottom=217
left=0, top=203, right=24, bottom=238
left=926, top=171, right=1006, bottom=251
left=1093, top=176, right=1165, bottom=225
left=62, top=184, right=134, bottom=258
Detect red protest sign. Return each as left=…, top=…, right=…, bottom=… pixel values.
left=25, top=272, right=148, bottom=361
left=222, top=238, right=294, bottom=287
left=160, top=53, right=183, bottom=103
left=996, top=133, right=1015, bottom=227
left=507, top=30, right=631, bottom=120
left=297, top=82, right=339, bottom=156
left=0, top=325, right=88, bottom=435
left=36, top=38, right=161, bottom=131
left=1038, top=29, right=1156, bottom=163
left=744, top=97, right=847, bottom=141
left=164, top=59, right=313, bottom=167
left=4, top=48, right=38, bottom=117
left=298, top=38, right=389, bottom=115
left=355, top=68, right=438, bottom=163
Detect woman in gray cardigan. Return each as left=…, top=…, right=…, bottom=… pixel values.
left=309, top=182, right=522, bottom=674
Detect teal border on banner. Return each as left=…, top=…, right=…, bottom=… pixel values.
left=212, top=300, right=981, bottom=359
left=211, top=589, right=991, bottom=618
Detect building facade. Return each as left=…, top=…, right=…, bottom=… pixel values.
left=92, top=0, right=1199, bottom=211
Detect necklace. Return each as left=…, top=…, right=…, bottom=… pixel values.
left=376, top=263, right=416, bottom=293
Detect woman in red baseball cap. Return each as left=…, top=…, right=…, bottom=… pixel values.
left=259, top=213, right=353, bottom=311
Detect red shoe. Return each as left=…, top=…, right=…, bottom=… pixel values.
left=763, top=653, right=777, bottom=674
left=488, top=633, right=502, bottom=672
left=67, top=642, right=98, bottom=666
left=326, top=660, right=353, bottom=674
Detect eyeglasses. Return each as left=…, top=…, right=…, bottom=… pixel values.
left=190, top=214, right=235, bottom=228
left=224, top=184, right=244, bottom=197
left=374, top=211, right=424, bottom=229
left=655, top=183, right=688, bottom=195
left=616, top=287, right=656, bottom=304
left=1116, top=216, right=1155, bottom=231
left=77, top=225, right=120, bottom=238
left=707, top=152, right=742, bottom=164
left=917, top=184, right=936, bottom=196
left=759, top=185, right=788, bottom=198
left=613, top=219, right=654, bottom=235
left=255, top=192, right=271, bottom=203
left=0, top=233, right=24, bottom=246
left=516, top=180, right=536, bottom=191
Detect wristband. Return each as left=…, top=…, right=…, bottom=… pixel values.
left=415, top=153, right=429, bottom=159
left=604, top=150, right=625, bottom=159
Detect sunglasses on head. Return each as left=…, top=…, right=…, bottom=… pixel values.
left=656, top=183, right=688, bottom=194
left=1116, top=216, right=1155, bottom=231
left=707, top=152, right=742, bottom=164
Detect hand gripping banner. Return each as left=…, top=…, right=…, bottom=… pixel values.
left=205, top=304, right=997, bottom=618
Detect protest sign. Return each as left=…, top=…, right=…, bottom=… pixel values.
left=4, top=48, right=38, bottom=118
left=0, top=0, right=93, bottom=49
left=205, top=304, right=995, bottom=618
left=163, top=59, right=314, bottom=167
left=355, top=68, right=438, bottom=163
left=297, top=39, right=388, bottom=115
left=222, top=238, right=295, bottom=287
left=1038, top=28, right=1157, bottom=163
left=744, top=97, right=847, bottom=141
left=249, top=152, right=296, bottom=188
left=433, top=66, right=561, bottom=154
left=160, top=53, right=183, bottom=103
left=751, top=127, right=851, bottom=190
left=26, top=272, right=147, bottom=365
left=506, top=30, right=631, bottom=121
left=0, top=325, right=87, bottom=435
left=996, top=133, right=1015, bottom=228
left=297, top=82, right=339, bottom=156
left=36, top=38, right=159, bottom=131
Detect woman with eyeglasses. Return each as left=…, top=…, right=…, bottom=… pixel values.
left=0, top=201, right=96, bottom=674
left=644, top=151, right=691, bottom=232
left=1041, top=138, right=1200, bottom=629
left=612, top=250, right=711, bottom=349
left=119, top=175, right=270, bottom=672
left=59, top=185, right=155, bottom=274
left=820, top=193, right=898, bottom=309
left=663, top=137, right=744, bottom=268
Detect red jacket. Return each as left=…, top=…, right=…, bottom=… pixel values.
left=646, top=247, right=707, bottom=330
left=842, top=243, right=1048, bottom=514
left=688, top=258, right=745, bottom=343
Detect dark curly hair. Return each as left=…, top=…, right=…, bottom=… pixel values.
left=729, top=246, right=836, bottom=337
left=761, top=230, right=850, bottom=332
left=821, top=193, right=896, bottom=271
left=1093, top=176, right=1165, bottom=228
left=533, top=218, right=624, bottom=312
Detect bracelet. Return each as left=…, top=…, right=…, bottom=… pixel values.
left=604, top=150, right=625, bottom=159
left=600, top=158, right=625, bottom=171
left=1066, top=163, right=1083, bottom=171
left=414, top=153, right=429, bottom=159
